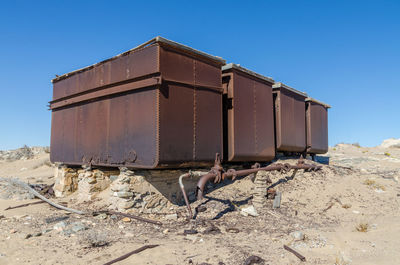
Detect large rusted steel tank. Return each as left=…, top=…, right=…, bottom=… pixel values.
left=50, top=37, right=225, bottom=169
left=222, top=63, right=275, bottom=162
left=305, top=98, right=331, bottom=154
left=272, top=82, right=308, bottom=153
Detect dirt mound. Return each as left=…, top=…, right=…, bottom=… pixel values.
left=0, top=146, right=49, bottom=162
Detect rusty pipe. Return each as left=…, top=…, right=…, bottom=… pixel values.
left=196, top=162, right=321, bottom=200
left=195, top=172, right=218, bottom=200
left=179, top=171, right=210, bottom=219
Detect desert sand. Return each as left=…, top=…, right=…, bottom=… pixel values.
left=0, top=143, right=399, bottom=265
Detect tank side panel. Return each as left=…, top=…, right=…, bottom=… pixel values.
left=276, top=89, right=306, bottom=152
left=159, top=46, right=194, bottom=84
left=52, top=45, right=160, bottom=101
left=231, top=73, right=255, bottom=161
left=195, top=87, right=223, bottom=160
left=107, top=88, right=158, bottom=167
left=307, top=103, right=329, bottom=153
left=158, top=47, right=223, bottom=164
left=254, top=80, right=275, bottom=160
left=158, top=83, right=194, bottom=164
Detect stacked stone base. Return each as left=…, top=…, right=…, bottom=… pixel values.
left=252, top=170, right=272, bottom=210
left=53, top=165, right=203, bottom=214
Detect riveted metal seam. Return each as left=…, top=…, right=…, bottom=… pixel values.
left=253, top=80, right=258, bottom=154
left=193, top=59, right=197, bottom=160
left=154, top=45, right=161, bottom=168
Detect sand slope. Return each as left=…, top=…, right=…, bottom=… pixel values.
left=0, top=144, right=399, bottom=265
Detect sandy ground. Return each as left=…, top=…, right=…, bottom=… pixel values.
left=0, top=144, right=400, bottom=265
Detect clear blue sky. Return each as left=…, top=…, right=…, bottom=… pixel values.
left=0, top=0, right=399, bottom=150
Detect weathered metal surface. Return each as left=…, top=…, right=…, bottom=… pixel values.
left=50, top=37, right=225, bottom=169
left=222, top=63, right=275, bottom=162
left=306, top=98, right=330, bottom=154
left=272, top=82, right=308, bottom=152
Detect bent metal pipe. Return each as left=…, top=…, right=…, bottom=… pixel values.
left=179, top=154, right=322, bottom=219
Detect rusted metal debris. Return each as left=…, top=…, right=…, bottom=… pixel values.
left=96, top=211, right=162, bottom=226
left=103, top=244, right=159, bottom=265
left=5, top=200, right=45, bottom=211
left=225, top=227, right=240, bottom=233
left=0, top=177, right=86, bottom=215
left=244, top=255, right=264, bottom=265
left=183, top=229, right=198, bottom=235
left=196, top=155, right=322, bottom=201
left=203, top=225, right=221, bottom=235
left=283, top=244, right=306, bottom=262
left=179, top=155, right=322, bottom=219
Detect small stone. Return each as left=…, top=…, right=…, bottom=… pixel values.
left=165, top=213, right=178, bottom=220
left=290, top=231, right=305, bottom=240
left=118, top=200, right=135, bottom=209
left=70, top=222, right=87, bottom=233
left=109, top=175, right=118, bottom=182
left=185, top=234, right=197, bottom=241
left=122, top=217, right=131, bottom=222
left=273, top=192, right=282, bottom=209
left=9, top=229, right=17, bottom=234
left=95, top=213, right=108, bottom=220
left=110, top=214, right=118, bottom=220
left=41, top=229, right=52, bottom=234
left=241, top=206, right=259, bottom=217
left=114, top=191, right=134, bottom=198
left=25, top=234, right=32, bottom=239
left=163, top=229, right=169, bottom=234
left=87, top=177, right=96, bottom=184
left=0, top=215, right=5, bottom=219
left=53, top=221, right=67, bottom=231
left=14, top=215, right=28, bottom=220
left=33, top=232, right=42, bottom=237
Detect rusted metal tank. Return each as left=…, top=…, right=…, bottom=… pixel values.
left=305, top=98, right=331, bottom=154
left=50, top=36, right=225, bottom=169
left=222, top=63, right=275, bottom=162
left=272, top=82, right=308, bottom=153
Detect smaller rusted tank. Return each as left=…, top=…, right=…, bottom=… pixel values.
left=222, top=63, right=275, bottom=162
left=305, top=98, right=331, bottom=154
left=272, top=82, right=308, bottom=153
